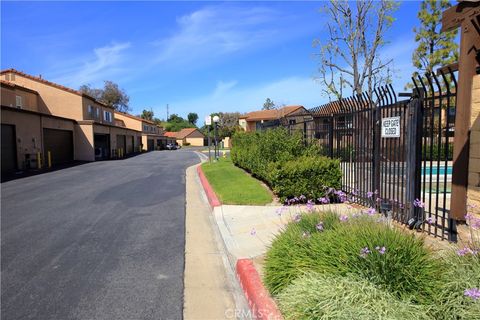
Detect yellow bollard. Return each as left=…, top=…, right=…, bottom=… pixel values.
left=37, top=152, right=42, bottom=169
left=47, top=151, right=52, bottom=168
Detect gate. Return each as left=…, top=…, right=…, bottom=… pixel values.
left=297, top=70, right=458, bottom=241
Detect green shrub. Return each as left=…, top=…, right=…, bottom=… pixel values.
left=422, top=143, right=453, bottom=161
left=231, top=128, right=340, bottom=199
left=430, top=251, right=480, bottom=319
left=264, top=214, right=444, bottom=303
left=277, top=272, right=432, bottom=320
left=231, top=128, right=308, bottom=181
left=267, top=156, right=341, bottom=201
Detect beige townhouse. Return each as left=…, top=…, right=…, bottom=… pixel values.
left=114, top=112, right=170, bottom=151
left=0, top=69, right=142, bottom=174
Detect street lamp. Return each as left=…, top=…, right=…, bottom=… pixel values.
left=213, top=115, right=220, bottom=160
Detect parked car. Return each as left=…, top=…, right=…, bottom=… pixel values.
left=166, top=143, right=176, bottom=150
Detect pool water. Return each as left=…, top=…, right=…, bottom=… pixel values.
left=421, top=166, right=453, bottom=176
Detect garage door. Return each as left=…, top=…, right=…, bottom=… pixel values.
left=116, top=135, right=126, bottom=154
left=43, top=128, right=73, bottom=166
left=1, top=124, right=17, bottom=174
left=147, top=139, right=154, bottom=151
left=94, top=134, right=110, bottom=160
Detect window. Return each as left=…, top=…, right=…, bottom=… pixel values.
left=87, top=105, right=94, bottom=117
left=96, top=107, right=100, bottom=119
left=15, top=95, right=22, bottom=108
left=104, top=111, right=112, bottom=122
left=143, top=124, right=148, bottom=132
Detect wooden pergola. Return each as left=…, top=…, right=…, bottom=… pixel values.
left=441, top=1, right=480, bottom=220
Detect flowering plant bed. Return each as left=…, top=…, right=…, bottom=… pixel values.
left=263, top=207, right=480, bottom=320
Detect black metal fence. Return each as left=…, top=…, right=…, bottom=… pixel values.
left=288, top=71, right=458, bottom=241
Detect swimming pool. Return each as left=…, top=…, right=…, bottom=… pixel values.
left=421, top=166, right=453, bottom=176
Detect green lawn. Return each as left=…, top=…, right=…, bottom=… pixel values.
left=201, top=158, right=273, bottom=205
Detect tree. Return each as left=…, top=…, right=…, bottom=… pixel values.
left=263, top=98, right=276, bottom=110
left=201, top=112, right=242, bottom=138
left=140, top=109, right=154, bottom=121
left=79, top=81, right=130, bottom=112
left=411, top=0, right=458, bottom=79
left=314, top=0, right=398, bottom=100
left=187, top=112, right=199, bottom=125
left=165, top=113, right=196, bottom=132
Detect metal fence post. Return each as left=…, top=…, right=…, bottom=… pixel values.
left=405, top=95, right=423, bottom=225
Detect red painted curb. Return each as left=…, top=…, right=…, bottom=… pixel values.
left=236, top=259, right=283, bottom=320
left=197, top=165, right=221, bottom=208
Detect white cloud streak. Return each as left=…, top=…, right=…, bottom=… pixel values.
left=51, top=42, right=131, bottom=87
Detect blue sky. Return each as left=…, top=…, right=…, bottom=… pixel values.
left=1, top=1, right=422, bottom=124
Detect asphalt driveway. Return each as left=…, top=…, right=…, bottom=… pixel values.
left=1, top=150, right=199, bottom=320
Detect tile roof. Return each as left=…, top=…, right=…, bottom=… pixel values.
left=164, top=128, right=203, bottom=139
left=164, top=131, right=178, bottom=138
left=0, top=68, right=111, bottom=108
left=176, top=128, right=202, bottom=139
left=240, top=105, right=305, bottom=121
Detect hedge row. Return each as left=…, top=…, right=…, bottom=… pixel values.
left=231, top=128, right=341, bottom=201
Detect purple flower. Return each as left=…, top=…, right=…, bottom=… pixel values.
left=318, top=197, right=330, bottom=204
left=360, top=247, right=370, bottom=258
left=299, top=195, right=306, bottom=201
left=413, top=198, right=425, bottom=208
left=457, top=247, right=472, bottom=256
left=276, top=206, right=288, bottom=216
left=340, top=215, right=349, bottom=222
left=376, top=197, right=382, bottom=203
left=464, top=288, right=480, bottom=300
left=425, top=216, right=434, bottom=225
left=465, top=213, right=474, bottom=220
left=302, top=231, right=311, bottom=239
left=366, top=191, right=374, bottom=198
left=316, top=222, right=324, bottom=232
left=375, top=246, right=386, bottom=255
left=306, top=200, right=315, bottom=211
left=250, top=228, right=256, bottom=236
left=456, top=247, right=478, bottom=256
left=365, top=207, right=376, bottom=216
left=293, top=214, right=301, bottom=223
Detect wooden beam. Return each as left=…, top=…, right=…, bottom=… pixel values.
left=449, top=6, right=480, bottom=221
left=442, top=2, right=480, bottom=32
left=436, top=62, right=459, bottom=75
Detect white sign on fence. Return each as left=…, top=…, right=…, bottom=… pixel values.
left=205, top=115, right=212, bottom=126
left=381, top=116, right=401, bottom=138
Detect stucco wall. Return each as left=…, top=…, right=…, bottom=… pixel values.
left=186, top=137, right=204, bottom=146
left=1, top=85, right=38, bottom=112
left=1, top=73, right=84, bottom=119
left=468, top=75, right=480, bottom=215
left=114, top=112, right=143, bottom=131
left=75, top=123, right=95, bottom=162
left=1, top=108, right=42, bottom=169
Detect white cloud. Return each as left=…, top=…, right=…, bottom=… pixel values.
left=151, top=5, right=294, bottom=67
left=51, top=42, right=131, bottom=87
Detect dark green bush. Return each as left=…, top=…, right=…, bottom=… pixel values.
left=231, top=128, right=340, bottom=199
left=267, top=156, right=341, bottom=201
left=422, top=143, right=453, bottom=160
left=264, top=213, right=444, bottom=303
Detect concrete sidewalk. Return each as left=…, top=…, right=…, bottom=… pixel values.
left=214, top=203, right=359, bottom=261
left=184, top=165, right=249, bottom=319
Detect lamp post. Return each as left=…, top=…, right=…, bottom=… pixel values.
left=213, top=115, right=220, bottom=160
left=205, top=115, right=212, bottom=163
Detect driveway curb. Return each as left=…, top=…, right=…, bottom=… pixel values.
left=196, top=165, right=221, bottom=208
left=236, top=259, right=283, bottom=320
